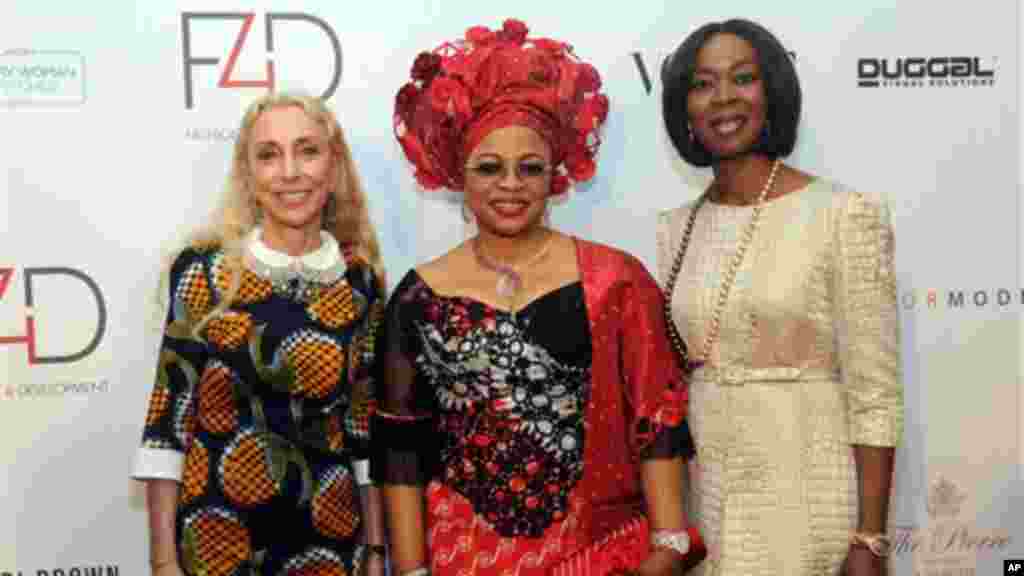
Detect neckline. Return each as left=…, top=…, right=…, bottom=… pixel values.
left=704, top=176, right=818, bottom=209
left=413, top=236, right=583, bottom=315
left=243, top=226, right=348, bottom=285
left=246, top=226, right=342, bottom=270
left=413, top=270, right=582, bottom=316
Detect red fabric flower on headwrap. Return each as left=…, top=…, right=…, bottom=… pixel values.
left=393, top=18, right=610, bottom=195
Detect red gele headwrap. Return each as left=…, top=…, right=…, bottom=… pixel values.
left=394, top=19, right=610, bottom=195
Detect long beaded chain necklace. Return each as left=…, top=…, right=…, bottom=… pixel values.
left=662, top=158, right=781, bottom=379
left=471, top=231, right=555, bottom=315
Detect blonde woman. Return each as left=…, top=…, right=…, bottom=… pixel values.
left=132, top=93, right=387, bottom=576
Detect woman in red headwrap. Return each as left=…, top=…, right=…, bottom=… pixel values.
left=370, top=19, right=705, bottom=576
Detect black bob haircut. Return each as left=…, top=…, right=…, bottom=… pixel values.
left=661, top=19, right=801, bottom=167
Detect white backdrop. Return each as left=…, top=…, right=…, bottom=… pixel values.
left=0, top=1, right=1020, bottom=575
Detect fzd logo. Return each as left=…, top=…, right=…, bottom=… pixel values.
left=0, top=267, right=107, bottom=364
left=181, top=12, right=342, bottom=109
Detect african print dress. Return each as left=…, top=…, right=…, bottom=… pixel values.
left=133, top=230, right=383, bottom=576
left=371, top=239, right=695, bottom=576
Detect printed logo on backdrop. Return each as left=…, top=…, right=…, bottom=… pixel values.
left=0, top=267, right=110, bottom=401
left=1, top=564, right=119, bottom=576
left=0, top=49, right=86, bottom=106
left=900, top=287, right=1024, bottom=311
left=181, top=12, right=342, bottom=142
left=890, top=475, right=1012, bottom=575
left=857, top=56, right=997, bottom=88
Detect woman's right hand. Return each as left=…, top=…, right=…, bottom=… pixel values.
left=152, top=561, right=186, bottom=576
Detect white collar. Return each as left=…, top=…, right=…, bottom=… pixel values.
left=243, top=227, right=347, bottom=284
left=246, top=226, right=341, bottom=271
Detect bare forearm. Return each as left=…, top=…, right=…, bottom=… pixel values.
left=145, top=479, right=181, bottom=566
left=382, top=485, right=428, bottom=573
left=643, top=457, right=686, bottom=531
left=639, top=457, right=687, bottom=576
left=359, top=484, right=386, bottom=546
left=853, top=445, right=894, bottom=533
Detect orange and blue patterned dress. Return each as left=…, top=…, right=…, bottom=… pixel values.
left=134, top=236, right=382, bottom=576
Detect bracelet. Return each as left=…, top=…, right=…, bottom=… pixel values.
left=150, top=559, right=175, bottom=571
left=400, top=568, right=430, bottom=576
left=366, top=544, right=387, bottom=558
left=850, top=531, right=891, bottom=558
left=651, top=529, right=691, bottom=557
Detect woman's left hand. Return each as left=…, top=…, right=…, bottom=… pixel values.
left=363, top=552, right=387, bottom=576
left=842, top=546, right=887, bottom=576
left=627, top=549, right=684, bottom=576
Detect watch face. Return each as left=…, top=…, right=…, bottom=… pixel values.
left=873, top=539, right=891, bottom=556
left=852, top=533, right=891, bottom=558
left=653, top=530, right=691, bottom=554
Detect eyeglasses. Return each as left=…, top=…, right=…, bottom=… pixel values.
left=464, top=159, right=552, bottom=181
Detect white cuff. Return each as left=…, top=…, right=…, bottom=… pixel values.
left=353, top=459, right=372, bottom=486
left=131, top=447, right=184, bottom=481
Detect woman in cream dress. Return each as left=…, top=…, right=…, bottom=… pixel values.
left=657, top=19, right=903, bottom=576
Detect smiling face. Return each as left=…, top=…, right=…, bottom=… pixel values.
left=246, top=104, right=336, bottom=237
left=686, top=33, right=767, bottom=161
left=463, top=125, right=553, bottom=238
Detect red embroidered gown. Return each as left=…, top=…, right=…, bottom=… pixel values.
left=371, top=239, right=695, bottom=575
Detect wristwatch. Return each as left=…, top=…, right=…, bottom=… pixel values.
left=652, top=529, right=692, bottom=556
left=850, top=532, right=891, bottom=558
left=367, top=544, right=387, bottom=558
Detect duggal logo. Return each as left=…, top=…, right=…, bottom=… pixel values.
left=181, top=12, right=342, bottom=109
left=0, top=49, right=86, bottom=105
left=857, top=56, right=997, bottom=88
left=0, top=267, right=107, bottom=365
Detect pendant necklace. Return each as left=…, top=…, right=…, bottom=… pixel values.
left=471, top=232, right=555, bottom=315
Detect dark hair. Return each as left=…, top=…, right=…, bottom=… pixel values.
left=661, top=19, right=801, bottom=167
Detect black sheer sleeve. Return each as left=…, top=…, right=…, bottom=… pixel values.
left=369, top=272, right=439, bottom=485
left=640, top=420, right=696, bottom=460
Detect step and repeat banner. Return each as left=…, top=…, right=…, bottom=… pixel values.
left=1, top=1, right=1020, bottom=574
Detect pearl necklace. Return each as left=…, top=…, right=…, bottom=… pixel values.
left=662, top=158, right=781, bottom=376
left=471, top=233, right=555, bottom=310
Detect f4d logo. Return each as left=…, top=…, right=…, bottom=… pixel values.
left=181, top=12, right=342, bottom=109
left=0, top=267, right=107, bottom=364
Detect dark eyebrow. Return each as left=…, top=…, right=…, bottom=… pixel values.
left=694, top=59, right=758, bottom=75
left=519, top=154, right=547, bottom=162
left=469, top=154, right=501, bottom=163
left=469, top=153, right=548, bottom=162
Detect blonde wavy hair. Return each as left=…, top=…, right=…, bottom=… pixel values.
left=159, top=92, right=385, bottom=335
